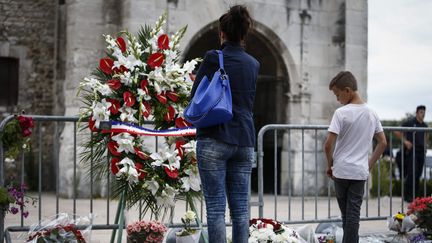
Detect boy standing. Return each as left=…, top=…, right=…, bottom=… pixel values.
left=324, top=71, right=387, bottom=243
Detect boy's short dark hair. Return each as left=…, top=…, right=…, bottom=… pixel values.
left=329, top=71, right=358, bottom=91
left=416, top=105, right=426, bottom=113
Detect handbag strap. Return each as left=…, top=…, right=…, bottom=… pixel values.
left=216, top=50, right=224, bottom=70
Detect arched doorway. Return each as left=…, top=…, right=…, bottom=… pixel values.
left=182, top=21, right=290, bottom=193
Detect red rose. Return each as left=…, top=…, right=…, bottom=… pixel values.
left=141, top=101, right=152, bottom=118
left=106, top=98, right=121, bottom=115
left=116, top=37, right=127, bottom=53
left=157, top=34, right=170, bottom=50
left=107, top=79, right=122, bottom=90
left=123, top=91, right=136, bottom=107
left=99, top=58, right=114, bottom=74
left=166, top=91, right=179, bottom=102
left=108, top=140, right=121, bottom=156
left=111, top=157, right=120, bottom=175
left=147, top=52, right=164, bottom=69
left=164, top=167, right=179, bottom=179
left=156, top=92, right=167, bottom=104
left=163, top=105, right=175, bottom=121
left=18, top=116, right=34, bottom=129
left=22, top=129, right=32, bottom=137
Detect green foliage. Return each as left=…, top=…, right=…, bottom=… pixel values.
left=0, top=186, right=15, bottom=214
left=1, top=118, right=31, bottom=160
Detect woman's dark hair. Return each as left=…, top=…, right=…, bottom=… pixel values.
left=219, top=5, right=253, bottom=43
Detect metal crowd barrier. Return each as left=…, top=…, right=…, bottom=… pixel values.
left=0, top=115, right=205, bottom=242
left=254, top=124, right=432, bottom=225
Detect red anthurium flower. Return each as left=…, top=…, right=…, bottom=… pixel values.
left=135, top=163, right=146, bottom=180
left=164, top=105, right=175, bottom=121
left=134, top=147, right=150, bottom=160
left=147, top=52, right=164, bottom=69
left=157, top=34, right=170, bottom=50
left=140, top=79, right=149, bottom=94
left=111, top=157, right=120, bottom=175
left=106, top=98, right=121, bottom=115
left=88, top=118, right=98, bottom=132
left=141, top=101, right=152, bottom=118
left=113, top=65, right=128, bottom=74
left=123, top=91, right=136, bottom=107
left=164, top=167, right=179, bottom=179
left=99, top=58, right=114, bottom=74
left=108, top=140, right=121, bottom=156
left=107, top=79, right=122, bottom=90
left=166, top=91, right=179, bottom=102
left=116, top=37, right=127, bottom=53
left=156, top=92, right=167, bottom=104
left=175, top=117, right=190, bottom=128
left=175, top=140, right=186, bottom=158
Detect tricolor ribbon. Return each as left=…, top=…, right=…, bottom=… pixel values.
left=101, top=121, right=196, bottom=137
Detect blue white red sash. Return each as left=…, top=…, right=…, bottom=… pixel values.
left=104, top=121, right=196, bottom=137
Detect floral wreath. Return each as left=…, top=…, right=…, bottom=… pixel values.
left=78, top=13, right=201, bottom=218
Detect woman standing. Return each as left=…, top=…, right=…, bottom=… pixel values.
left=190, top=5, right=260, bottom=243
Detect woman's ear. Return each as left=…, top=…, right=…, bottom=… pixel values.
left=219, top=31, right=226, bottom=44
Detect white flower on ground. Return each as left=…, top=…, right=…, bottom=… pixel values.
left=111, top=132, right=135, bottom=154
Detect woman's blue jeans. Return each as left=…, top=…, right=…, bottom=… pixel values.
left=196, top=137, right=253, bottom=243
left=334, top=178, right=366, bottom=243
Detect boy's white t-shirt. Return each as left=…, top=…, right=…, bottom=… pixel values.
left=328, top=103, right=383, bottom=180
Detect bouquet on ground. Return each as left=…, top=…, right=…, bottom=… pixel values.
left=387, top=212, right=416, bottom=234
left=77, top=12, right=201, bottom=218
left=176, top=210, right=201, bottom=242
left=25, top=213, right=92, bottom=243
left=408, top=196, right=432, bottom=239
left=249, top=218, right=303, bottom=243
left=126, top=220, right=167, bottom=243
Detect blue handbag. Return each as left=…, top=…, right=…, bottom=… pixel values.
left=184, top=50, right=233, bottom=128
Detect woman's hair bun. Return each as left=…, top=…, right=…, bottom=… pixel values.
left=219, top=5, right=253, bottom=43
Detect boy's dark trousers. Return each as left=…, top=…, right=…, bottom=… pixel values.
left=334, top=178, right=366, bottom=243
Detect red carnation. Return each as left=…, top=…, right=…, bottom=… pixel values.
left=107, top=79, right=122, bottom=90
left=166, top=91, right=179, bottom=102
left=108, top=140, right=121, bottom=156
left=141, top=101, right=152, bottom=118
left=147, top=52, right=164, bottom=69
left=116, top=37, right=127, bottom=53
left=156, top=92, right=167, bottom=104
left=164, top=167, right=179, bottom=179
left=111, top=157, right=120, bottom=175
left=99, top=58, right=114, bottom=74
left=157, top=34, right=170, bottom=50
left=123, top=91, right=136, bottom=107
left=164, top=105, right=175, bottom=121
left=135, top=163, right=146, bottom=180
left=106, top=98, right=120, bottom=115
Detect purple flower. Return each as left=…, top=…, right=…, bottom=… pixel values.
left=22, top=211, right=29, bottom=218
left=10, top=207, right=19, bottom=214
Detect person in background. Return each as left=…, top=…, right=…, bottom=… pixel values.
left=395, top=105, right=428, bottom=202
left=324, top=71, right=387, bottom=243
left=189, top=5, right=260, bottom=243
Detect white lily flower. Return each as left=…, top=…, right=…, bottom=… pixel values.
left=91, top=99, right=111, bottom=128
left=144, top=179, right=160, bottom=195
left=119, top=71, right=133, bottom=86
left=119, top=105, right=138, bottom=123
left=117, top=158, right=139, bottom=184
left=111, top=132, right=135, bottom=154
left=156, top=185, right=177, bottom=207
left=181, top=168, right=201, bottom=192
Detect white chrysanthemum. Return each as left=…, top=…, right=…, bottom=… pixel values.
left=119, top=105, right=138, bottom=123
left=111, top=132, right=135, bottom=154
left=91, top=99, right=111, bottom=128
